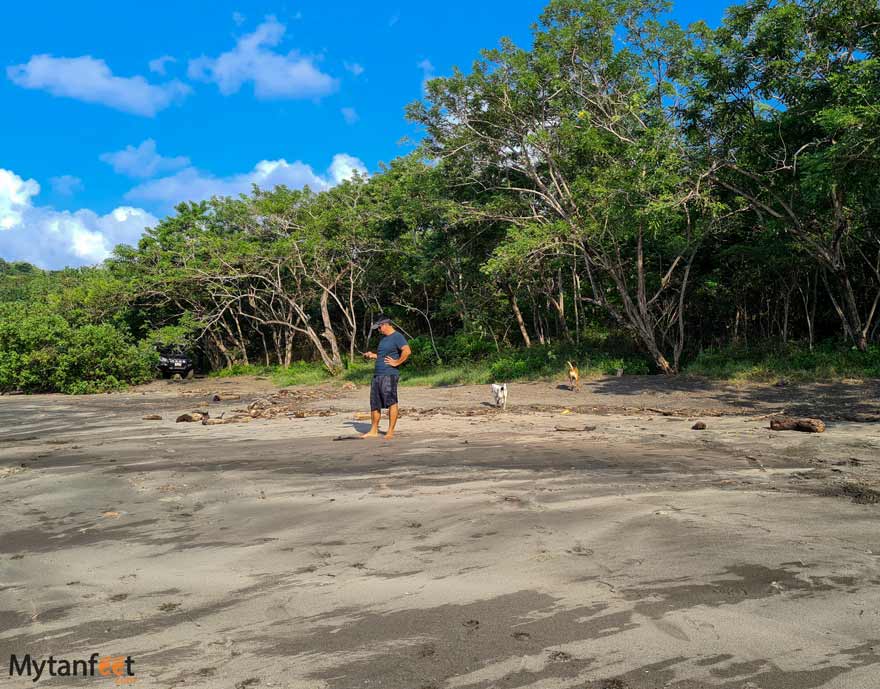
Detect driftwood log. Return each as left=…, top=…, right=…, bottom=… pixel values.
left=769, top=417, right=826, bottom=433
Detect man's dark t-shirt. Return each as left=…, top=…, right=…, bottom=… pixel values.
left=374, top=331, right=408, bottom=376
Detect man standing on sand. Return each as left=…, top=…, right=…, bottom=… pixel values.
left=362, top=315, right=411, bottom=440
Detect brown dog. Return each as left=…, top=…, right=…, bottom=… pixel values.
left=566, top=361, right=580, bottom=392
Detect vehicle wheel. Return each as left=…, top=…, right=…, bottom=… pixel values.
left=160, top=371, right=171, bottom=380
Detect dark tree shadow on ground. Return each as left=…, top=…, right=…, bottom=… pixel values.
left=586, top=375, right=880, bottom=418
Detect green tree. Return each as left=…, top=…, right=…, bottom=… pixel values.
left=408, top=0, right=715, bottom=372
left=687, top=0, right=880, bottom=349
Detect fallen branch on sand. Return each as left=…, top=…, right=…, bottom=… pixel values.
left=645, top=407, right=676, bottom=416
left=212, top=393, right=240, bottom=401
left=770, top=417, right=826, bottom=433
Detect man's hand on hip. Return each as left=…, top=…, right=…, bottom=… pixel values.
left=363, top=351, right=377, bottom=360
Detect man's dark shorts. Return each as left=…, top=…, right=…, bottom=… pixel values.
left=370, top=375, right=399, bottom=411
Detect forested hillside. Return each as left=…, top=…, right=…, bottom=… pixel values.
left=2, top=0, right=879, bottom=392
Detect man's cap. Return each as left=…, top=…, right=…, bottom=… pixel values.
left=371, top=315, right=392, bottom=330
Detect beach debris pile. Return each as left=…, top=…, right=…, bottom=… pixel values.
left=173, top=388, right=340, bottom=425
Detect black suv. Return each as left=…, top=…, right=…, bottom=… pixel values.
left=157, top=349, right=194, bottom=379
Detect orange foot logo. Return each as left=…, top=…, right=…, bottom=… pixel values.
left=98, top=656, right=137, bottom=684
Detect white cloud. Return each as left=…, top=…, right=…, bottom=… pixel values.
left=327, top=154, right=367, bottom=184
left=344, top=61, right=364, bottom=77
left=389, top=12, right=400, bottom=27
left=0, top=168, right=157, bottom=268
left=341, top=107, right=359, bottom=125
left=148, top=55, right=176, bottom=75
left=187, top=16, right=337, bottom=99
left=49, top=175, right=83, bottom=196
left=232, top=11, right=246, bottom=26
left=126, top=153, right=368, bottom=207
left=0, top=168, right=39, bottom=230
left=418, top=59, right=435, bottom=93
left=7, top=54, right=190, bottom=117
left=100, top=139, right=190, bottom=178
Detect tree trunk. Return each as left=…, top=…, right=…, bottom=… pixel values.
left=572, top=267, right=581, bottom=346
left=820, top=257, right=879, bottom=352
left=233, top=315, right=249, bottom=366
left=284, top=328, right=293, bottom=367
left=348, top=280, right=358, bottom=364
left=301, top=322, right=339, bottom=371
left=528, top=288, right=546, bottom=345
left=781, top=284, right=791, bottom=345
left=549, top=292, right=569, bottom=341
left=672, top=249, right=696, bottom=372
left=318, top=290, right=344, bottom=371
left=271, top=328, right=283, bottom=366
left=798, top=272, right=817, bottom=351
left=260, top=330, right=270, bottom=366
left=204, top=333, right=225, bottom=370
left=285, top=300, right=341, bottom=372
left=556, top=268, right=569, bottom=340
left=507, top=286, right=531, bottom=348
left=634, top=326, right=675, bottom=374
left=218, top=318, right=245, bottom=366
left=211, top=332, right=234, bottom=369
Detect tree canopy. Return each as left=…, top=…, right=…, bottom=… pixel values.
left=2, top=0, right=879, bottom=392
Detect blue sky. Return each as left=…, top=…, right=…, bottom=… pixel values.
left=0, top=1, right=729, bottom=269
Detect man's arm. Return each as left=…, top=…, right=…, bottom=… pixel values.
left=384, top=344, right=411, bottom=368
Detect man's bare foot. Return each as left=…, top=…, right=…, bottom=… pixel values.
left=383, top=432, right=395, bottom=440
left=361, top=430, right=380, bottom=438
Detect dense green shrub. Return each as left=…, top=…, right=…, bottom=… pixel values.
left=487, top=345, right=651, bottom=381
left=404, top=336, right=440, bottom=365
left=437, top=333, right=496, bottom=363
left=685, top=342, right=880, bottom=381
left=0, top=303, right=156, bottom=394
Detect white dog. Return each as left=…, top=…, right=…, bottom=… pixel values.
left=491, top=383, right=508, bottom=410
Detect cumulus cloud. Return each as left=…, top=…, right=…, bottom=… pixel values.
left=187, top=16, right=337, bottom=99
left=148, top=55, right=176, bottom=75
left=100, top=139, right=190, bottom=178
left=7, top=54, right=190, bottom=117
left=0, top=169, right=39, bottom=230
left=0, top=168, right=157, bottom=268
left=125, top=153, right=368, bottom=207
left=49, top=175, right=84, bottom=196
left=327, top=154, right=367, bottom=184
left=344, top=61, right=364, bottom=77
left=341, top=107, right=359, bottom=124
